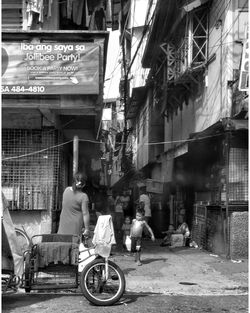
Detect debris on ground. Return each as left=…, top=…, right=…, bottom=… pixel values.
left=209, top=254, right=219, bottom=258
left=231, top=259, right=243, bottom=263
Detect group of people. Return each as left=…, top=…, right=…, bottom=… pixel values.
left=57, top=172, right=190, bottom=266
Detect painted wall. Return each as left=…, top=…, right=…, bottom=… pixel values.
left=151, top=164, right=162, bottom=181
left=136, top=100, right=149, bottom=170
left=104, top=30, right=121, bottom=99
left=164, top=99, right=196, bottom=152
left=130, top=27, right=150, bottom=92
left=129, top=0, right=156, bottom=93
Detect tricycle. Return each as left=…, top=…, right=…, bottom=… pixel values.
left=20, top=232, right=125, bottom=306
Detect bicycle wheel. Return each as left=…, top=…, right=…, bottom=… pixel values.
left=80, top=258, right=125, bottom=306
left=15, top=228, right=30, bottom=254
left=24, top=252, right=32, bottom=293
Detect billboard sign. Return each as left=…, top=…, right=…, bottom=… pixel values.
left=1, top=42, right=100, bottom=94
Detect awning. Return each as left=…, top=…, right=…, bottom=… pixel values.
left=190, top=118, right=248, bottom=139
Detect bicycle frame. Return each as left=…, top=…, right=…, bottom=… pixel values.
left=78, top=240, right=110, bottom=280
left=78, top=242, right=97, bottom=272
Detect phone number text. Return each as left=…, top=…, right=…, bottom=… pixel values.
left=2, top=86, right=45, bottom=93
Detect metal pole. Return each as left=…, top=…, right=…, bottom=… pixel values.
left=73, top=135, right=79, bottom=175
left=169, top=195, right=174, bottom=225
left=225, top=131, right=230, bottom=259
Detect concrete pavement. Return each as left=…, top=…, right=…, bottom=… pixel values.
left=110, top=240, right=248, bottom=296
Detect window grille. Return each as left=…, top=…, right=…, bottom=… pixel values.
left=2, top=129, right=64, bottom=211
left=229, top=147, right=248, bottom=202
left=175, top=7, right=208, bottom=76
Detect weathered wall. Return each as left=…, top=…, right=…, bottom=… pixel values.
left=136, top=97, right=149, bottom=170
left=10, top=210, right=51, bottom=239
left=192, top=206, right=248, bottom=259
left=164, top=0, right=247, bottom=153
left=230, top=211, right=248, bottom=259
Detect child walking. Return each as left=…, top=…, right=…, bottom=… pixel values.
left=130, top=207, right=155, bottom=266
left=121, top=216, right=131, bottom=250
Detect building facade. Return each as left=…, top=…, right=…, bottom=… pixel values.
left=109, top=0, right=248, bottom=258
left=1, top=0, right=112, bottom=237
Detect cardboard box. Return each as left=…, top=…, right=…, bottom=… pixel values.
left=170, top=234, right=184, bottom=247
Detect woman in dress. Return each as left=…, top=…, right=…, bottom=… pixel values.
left=57, top=172, right=90, bottom=236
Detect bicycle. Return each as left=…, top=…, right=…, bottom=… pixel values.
left=21, top=233, right=126, bottom=306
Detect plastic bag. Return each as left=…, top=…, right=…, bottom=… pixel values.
left=125, top=235, right=131, bottom=252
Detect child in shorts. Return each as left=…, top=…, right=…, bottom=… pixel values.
left=130, top=207, right=155, bottom=266
left=122, top=216, right=131, bottom=250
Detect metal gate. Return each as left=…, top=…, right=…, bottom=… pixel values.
left=2, top=129, right=65, bottom=212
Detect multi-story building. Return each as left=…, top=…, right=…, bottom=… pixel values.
left=112, top=0, right=248, bottom=258
left=1, top=0, right=113, bottom=237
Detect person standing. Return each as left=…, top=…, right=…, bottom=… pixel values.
left=57, top=172, right=90, bottom=236
left=120, top=189, right=131, bottom=217
left=139, top=187, right=151, bottom=224
left=130, top=207, right=155, bottom=266
left=107, top=191, right=115, bottom=221
left=114, top=193, right=124, bottom=238
left=121, top=216, right=131, bottom=250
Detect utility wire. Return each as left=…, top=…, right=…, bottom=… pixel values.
left=2, top=132, right=225, bottom=161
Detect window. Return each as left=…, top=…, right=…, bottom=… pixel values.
left=191, top=8, right=208, bottom=65
left=236, top=1, right=249, bottom=40
left=2, top=0, right=24, bottom=30
left=238, top=0, right=248, bottom=10
left=175, top=6, right=208, bottom=76
left=2, top=129, right=62, bottom=211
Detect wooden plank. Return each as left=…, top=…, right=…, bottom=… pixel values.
left=2, top=97, right=60, bottom=108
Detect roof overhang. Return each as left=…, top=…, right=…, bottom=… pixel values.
left=142, top=0, right=179, bottom=68
left=190, top=118, right=248, bottom=140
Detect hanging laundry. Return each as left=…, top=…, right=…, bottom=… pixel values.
left=88, top=0, right=106, bottom=30
left=67, top=0, right=74, bottom=19
left=27, top=0, right=44, bottom=25
left=92, top=215, right=116, bottom=257
left=106, top=0, right=112, bottom=28
left=43, top=0, right=53, bottom=19
left=43, top=0, right=49, bottom=18
left=72, top=0, right=84, bottom=25
left=85, top=0, right=90, bottom=27
left=48, top=0, right=53, bottom=17
left=60, top=0, right=67, bottom=19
